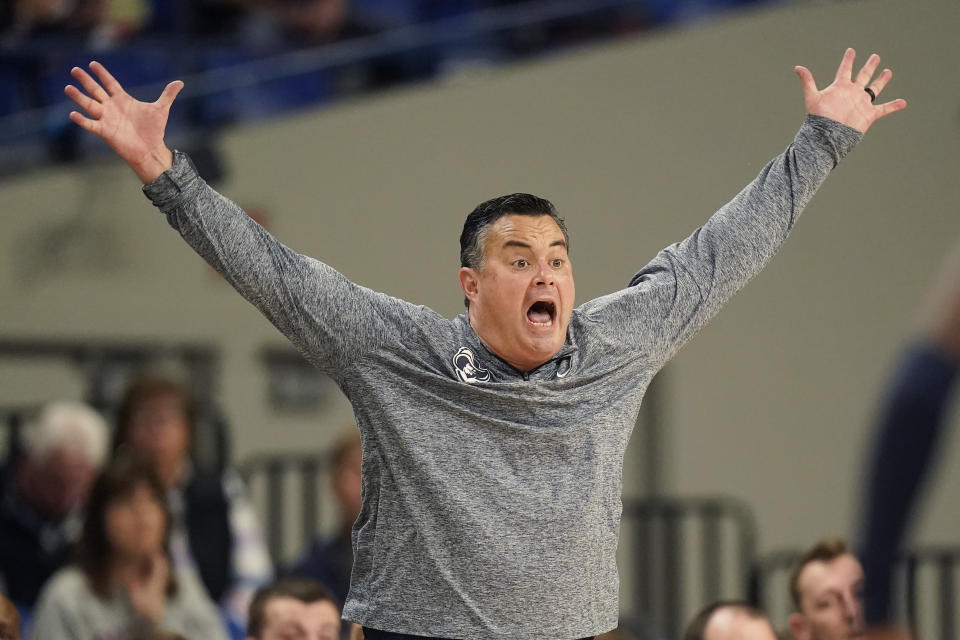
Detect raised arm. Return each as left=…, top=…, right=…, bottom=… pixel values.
left=64, top=62, right=183, bottom=183
left=65, top=63, right=421, bottom=371
left=599, top=49, right=906, bottom=360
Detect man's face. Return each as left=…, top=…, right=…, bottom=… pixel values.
left=459, top=214, right=575, bottom=372
left=703, top=608, right=777, bottom=640
left=255, top=597, right=340, bottom=640
left=126, top=393, right=191, bottom=488
left=21, top=445, right=97, bottom=521
left=790, top=554, right=865, bottom=640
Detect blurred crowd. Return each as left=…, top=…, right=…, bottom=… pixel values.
left=0, top=374, right=366, bottom=639
left=0, top=0, right=771, bottom=166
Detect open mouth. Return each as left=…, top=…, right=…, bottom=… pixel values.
left=526, top=300, right=556, bottom=327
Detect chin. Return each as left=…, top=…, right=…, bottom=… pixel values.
left=524, top=337, right=563, bottom=362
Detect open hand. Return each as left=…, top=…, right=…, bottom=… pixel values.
left=794, top=48, right=906, bottom=133
left=64, top=61, right=183, bottom=183
left=123, top=553, right=170, bottom=623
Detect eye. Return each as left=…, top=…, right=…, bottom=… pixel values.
left=550, top=258, right=564, bottom=268
left=513, top=259, right=529, bottom=269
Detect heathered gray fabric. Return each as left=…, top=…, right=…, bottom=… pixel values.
left=143, top=115, right=861, bottom=640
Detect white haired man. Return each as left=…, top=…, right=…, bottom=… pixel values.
left=0, top=401, right=109, bottom=610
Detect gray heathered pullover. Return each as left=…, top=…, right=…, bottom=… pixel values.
left=144, top=115, right=861, bottom=640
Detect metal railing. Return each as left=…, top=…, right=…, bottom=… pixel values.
left=622, top=495, right=758, bottom=640
left=237, top=450, right=336, bottom=564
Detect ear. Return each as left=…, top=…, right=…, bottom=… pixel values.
left=459, top=267, right=480, bottom=304
left=787, top=612, right=807, bottom=640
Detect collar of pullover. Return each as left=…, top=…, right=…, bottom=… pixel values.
left=452, top=314, right=579, bottom=382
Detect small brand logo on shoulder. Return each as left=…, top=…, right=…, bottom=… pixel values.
left=453, top=347, right=491, bottom=383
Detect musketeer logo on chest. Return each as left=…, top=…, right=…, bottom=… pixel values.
left=452, top=347, right=491, bottom=384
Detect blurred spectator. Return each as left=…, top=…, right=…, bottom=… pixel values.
left=0, top=401, right=108, bottom=610
left=234, top=0, right=349, bottom=44
left=856, top=242, right=960, bottom=626
left=0, top=593, right=21, bottom=640
left=129, top=628, right=188, bottom=640
left=246, top=577, right=340, bottom=640
left=289, top=430, right=361, bottom=605
left=684, top=601, right=776, bottom=640
left=787, top=538, right=864, bottom=640
left=1, top=0, right=150, bottom=43
left=113, top=375, right=273, bottom=632
left=29, top=454, right=228, bottom=640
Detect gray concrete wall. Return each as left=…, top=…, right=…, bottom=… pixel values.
left=1, top=0, right=958, bottom=607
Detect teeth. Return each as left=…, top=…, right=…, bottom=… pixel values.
left=530, top=319, right=553, bottom=327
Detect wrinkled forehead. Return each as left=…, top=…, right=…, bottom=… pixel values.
left=484, top=214, right=568, bottom=252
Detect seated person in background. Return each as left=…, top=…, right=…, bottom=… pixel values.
left=29, top=453, right=228, bottom=640
left=0, top=594, right=21, bottom=640
left=113, top=375, right=273, bottom=631
left=787, top=538, right=864, bottom=640
left=246, top=577, right=340, bottom=640
left=0, top=401, right=108, bottom=611
left=684, top=601, right=777, bottom=640
left=289, top=430, right=361, bottom=605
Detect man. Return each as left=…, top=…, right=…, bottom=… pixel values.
left=290, top=430, right=362, bottom=605
left=787, top=538, right=865, bottom=640
left=684, top=601, right=777, bottom=640
left=247, top=578, right=341, bottom=640
left=0, top=401, right=108, bottom=609
left=63, top=48, right=905, bottom=639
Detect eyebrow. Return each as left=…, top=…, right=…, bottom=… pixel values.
left=502, top=239, right=567, bottom=250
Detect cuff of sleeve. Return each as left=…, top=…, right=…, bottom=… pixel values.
left=802, top=114, right=864, bottom=164
left=141, top=150, right=203, bottom=211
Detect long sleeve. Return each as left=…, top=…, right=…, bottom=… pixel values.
left=857, top=341, right=959, bottom=624
left=580, top=115, right=862, bottom=363
left=142, top=155, right=420, bottom=374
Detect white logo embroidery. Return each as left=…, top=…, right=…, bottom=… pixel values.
left=453, top=347, right=491, bottom=384
left=556, top=357, right=571, bottom=378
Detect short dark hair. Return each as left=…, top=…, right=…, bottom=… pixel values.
left=112, top=375, right=195, bottom=453
left=247, top=577, right=338, bottom=639
left=76, top=453, right=173, bottom=598
left=789, top=537, right=852, bottom=611
left=459, top=193, right=569, bottom=307
left=684, top=601, right=769, bottom=640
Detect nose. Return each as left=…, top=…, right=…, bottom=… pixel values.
left=534, top=260, right=554, bottom=286
left=841, top=592, right=863, bottom=627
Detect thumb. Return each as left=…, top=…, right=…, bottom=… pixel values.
left=157, top=80, right=184, bottom=110
left=794, top=65, right=817, bottom=98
